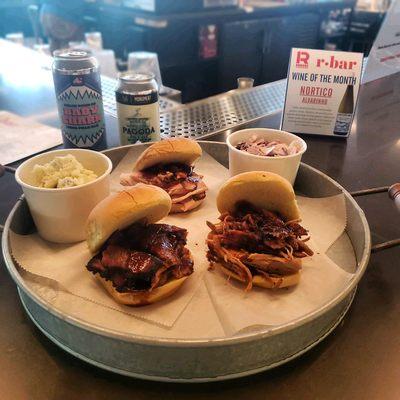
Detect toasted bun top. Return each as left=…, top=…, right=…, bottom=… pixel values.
left=133, top=138, right=202, bottom=171
left=86, top=184, right=171, bottom=253
left=216, top=171, right=300, bottom=221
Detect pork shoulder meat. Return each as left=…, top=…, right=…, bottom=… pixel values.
left=206, top=201, right=313, bottom=290
left=120, top=163, right=207, bottom=212
left=87, top=223, right=193, bottom=292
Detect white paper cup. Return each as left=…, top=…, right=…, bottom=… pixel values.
left=15, top=149, right=112, bottom=243
left=227, top=128, right=307, bottom=185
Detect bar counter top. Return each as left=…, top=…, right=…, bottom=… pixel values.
left=1, top=41, right=400, bottom=400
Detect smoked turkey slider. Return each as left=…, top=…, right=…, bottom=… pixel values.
left=206, top=171, right=313, bottom=291
left=85, top=184, right=194, bottom=306
left=120, top=138, right=207, bottom=213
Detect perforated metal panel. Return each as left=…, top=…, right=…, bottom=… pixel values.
left=160, top=80, right=286, bottom=139
left=101, top=75, right=180, bottom=116
left=101, top=76, right=286, bottom=140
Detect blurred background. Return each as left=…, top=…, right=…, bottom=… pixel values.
left=0, top=0, right=391, bottom=102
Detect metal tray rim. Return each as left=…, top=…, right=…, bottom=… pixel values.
left=2, top=142, right=371, bottom=347
left=18, top=288, right=356, bottom=382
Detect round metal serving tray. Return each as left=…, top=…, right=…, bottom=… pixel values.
left=2, top=142, right=371, bottom=382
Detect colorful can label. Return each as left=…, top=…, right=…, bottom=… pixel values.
left=53, top=71, right=107, bottom=149
left=116, top=91, right=160, bottom=144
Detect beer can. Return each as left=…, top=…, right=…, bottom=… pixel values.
left=52, top=50, right=107, bottom=150
left=115, top=72, right=160, bottom=145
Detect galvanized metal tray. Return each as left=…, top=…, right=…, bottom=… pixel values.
left=1, top=142, right=371, bottom=382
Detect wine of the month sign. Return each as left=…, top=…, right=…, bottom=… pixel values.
left=281, top=48, right=363, bottom=137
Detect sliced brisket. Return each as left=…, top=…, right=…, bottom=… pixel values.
left=86, top=223, right=193, bottom=292
left=120, top=162, right=207, bottom=208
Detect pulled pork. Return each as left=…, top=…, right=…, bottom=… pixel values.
left=120, top=163, right=207, bottom=212
left=87, top=223, right=193, bottom=292
left=206, top=201, right=313, bottom=290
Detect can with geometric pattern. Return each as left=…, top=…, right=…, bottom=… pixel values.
left=52, top=50, right=107, bottom=150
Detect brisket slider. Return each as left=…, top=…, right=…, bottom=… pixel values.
left=85, top=184, right=194, bottom=306
left=120, top=138, right=207, bottom=213
left=206, top=171, right=313, bottom=291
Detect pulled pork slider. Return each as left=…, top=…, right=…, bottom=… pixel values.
left=85, top=184, right=194, bottom=306
left=120, top=138, right=207, bottom=213
left=206, top=171, right=313, bottom=290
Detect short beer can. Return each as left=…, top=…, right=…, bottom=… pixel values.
left=115, top=72, right=160, bottom=144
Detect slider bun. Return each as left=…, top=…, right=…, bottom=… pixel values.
left=86, top=184, right=171, bottom=253
left=217, top=171, right=300, bottom=221
left=97, top=276, right=188, bottom=306
left=170, top=197, right=204, bottom=213
left=218, top=264, right=301, bottom=289
left=134, top=138, right=202, bottom=171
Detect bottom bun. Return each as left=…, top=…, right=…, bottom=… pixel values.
left=171, top=197, right=204, bottom=213
left=97, top=275, right=188, bottom=306
left=218, top=265, right=300, bottom=289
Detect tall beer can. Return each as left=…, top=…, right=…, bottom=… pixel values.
left=115, top=72, right=160, bottom=144
left=52, top=50, right=107, bottom=150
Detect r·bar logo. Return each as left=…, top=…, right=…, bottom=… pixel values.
left=296, top=51, right=309, bottom=69
left=295, top=50, right=358, bottom=70
left=316, top=56, right=357, bottom=70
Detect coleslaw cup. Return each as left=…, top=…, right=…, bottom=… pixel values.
left=227, top=128, right=307, bottom=185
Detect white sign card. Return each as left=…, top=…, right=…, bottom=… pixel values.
left=362, top=0, right=400, bottom=83
left=281, top=48, right=364, bottom=137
